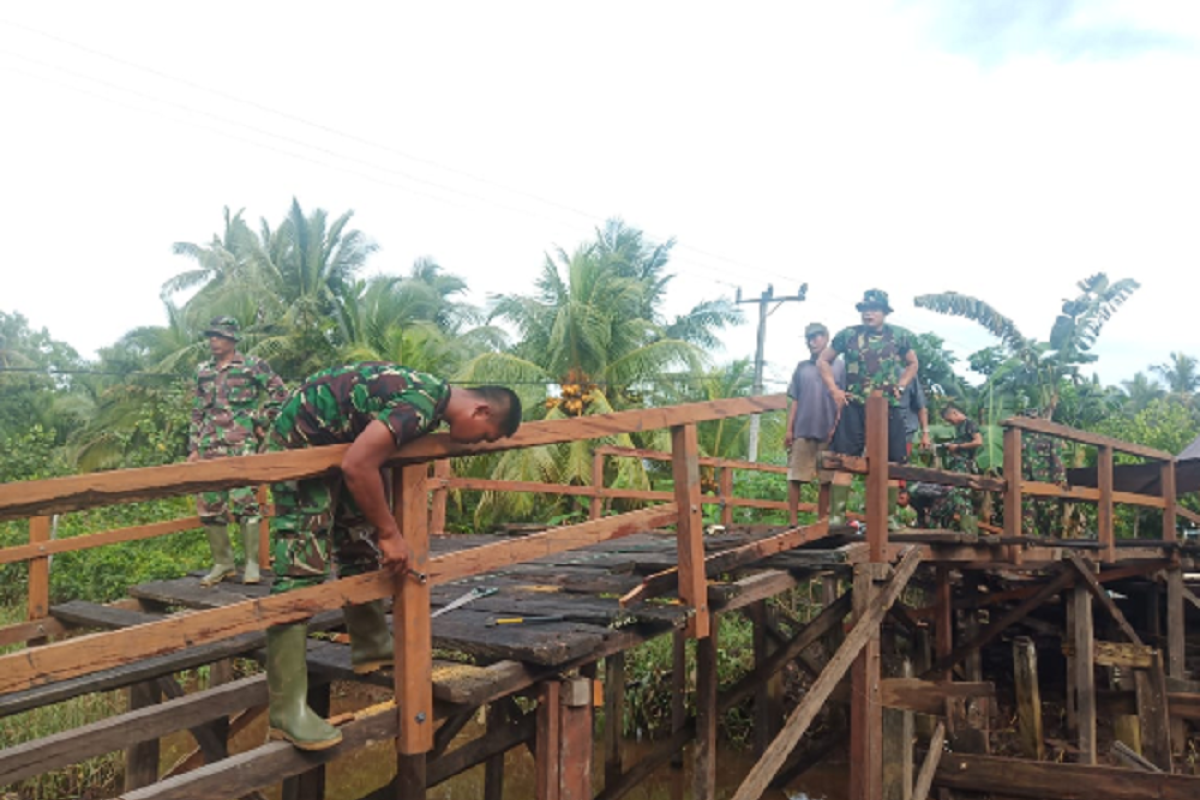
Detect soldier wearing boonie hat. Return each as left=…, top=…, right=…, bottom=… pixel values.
left=817, top=289, right=919, bottom=531
left=188, top=316, right=288, bottom=588
left=784, top=321, right=843, bottom=523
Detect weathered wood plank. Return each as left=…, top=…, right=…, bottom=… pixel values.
left=822, top=453, right=1007, bottom=492
left=1137, top=649, right=1173, bottom=772
left=27, top=516, right=50, bottom=620
left=694, top=622, right=718, bottom=800
left=1099, top=446, right=1115, bottom=562
left=865, top=394, right=889, bottom=564
left=879, top=679, right=994, bottom=716
left=1013, top=636, right=1045, bottom=760
left=1074, top=581, right=1097, bottom=764
left=396, top=464, right=434, bottom=756
left=911, top=720, right=945, bottom=800
left=935, top=752, right=1200, bottom=799
left=0, top=517, right=203, bottom=567
left=1001, top=417, right=1173, bottom=460
left=671, top=423, right=709, bottom=639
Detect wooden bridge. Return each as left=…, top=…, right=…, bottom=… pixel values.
left=0, top=394, right=1198, bottom=799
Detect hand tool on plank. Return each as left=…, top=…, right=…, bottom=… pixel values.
left=431, top=586, right=498, bottom=618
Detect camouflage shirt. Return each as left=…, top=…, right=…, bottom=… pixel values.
left=829, top=323, right=916, bottom=407
left=268, top=363, right=451, bottom=450
left=189, top=353, right=288, bottom=458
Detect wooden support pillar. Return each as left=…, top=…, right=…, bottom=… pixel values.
left=430, top=459, right=451, bottom=534
left=883, top=657, right=915, bottom=800
left=935, top=567, right=953, bottom=682
left=256, top=485, right=272, bottom=569
left=1073, top=581, right=1097, bottom=765
left=963, top=575, right=983, bottom=684
left=818, top=481, right=831, bottom=520
left=850, top=562, right=885, bottom=800
left=788, top=476, right=800, bottom=527
left=123, top=680, right=161, bottom=791
left=694, top=618, right=719, bottom=800
left=1064, top=588, right=1077, bottom=739
left=865, top=393, right=889, bottom=563
left=1161, top=460, right=1177, bottom=543
left=560, top=676, right=594, bottom=800
left=604, top=653, right=625, bottom=789
left=671, top=423, right=710, bottom=639
left=719, top=466, right=734, bottom=527
left=1098, top=446, right=1115, bottom=563
left=1166, top=567, right=1186, bottom=755
left=1012, top=636, right=1045, bottom=761
left=750, top=601, right=783, bottom=756
left=1136, top=650, right=1173, bottom=772
left=536, top=680, right=562, bottom=800
left=394, top=464, right=432, bottom=800
left=27, top=515, right=50, bottom=623
left=483, top=703, right=507, bottom=800
left=1003, top=427, right=1023, bottom=564
left=670, top=629, right=687, bottom=770
left=591, top=450, right=605, bottom=521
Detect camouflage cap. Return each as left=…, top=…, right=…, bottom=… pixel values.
left=855, top=288, right=893, bottom=314
left=203, top=316, right=241, bottom=342
left=804, top=322, right=828, bottom=338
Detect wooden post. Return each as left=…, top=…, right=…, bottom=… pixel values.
left=536, top=680, right=562, bottom=800
left=818, top=481, right=831, bottom=520
left=484, top=702, right=507, bottom=800
left=788, top=476, right=800, bottom=527
left=750, top=601, right=782, bottom=756
left=670, top=629, right=687, bottom=770
left=27, top=515, right=50, bottom=622
left=850, top=562, right=885, bottom=800
left=1003, top=427, right=1023, bottom=564
left=591, top=450, right=605, bottom=521
left=963, top=576, right=983, bottom=684
left=560, top=676, right=594, bottom=800
left=604, top=653, right=625, bottom=789
left=671, top=423, right=709, bottom=639
left=430, top=459, right=451, bottom=534
left=1098, top=446, right=1115, bottom=562
left=865, top=393, right=889, bottom=563
left=883, top=657, right=915, bottom=800
left=1136, top=650, right=1173, bottom=772
left=719, top=466, right=734, bottom=528
left=256, top=485, right=271, bottom=569
left=1166, top=568, right=1186, bottom=755
left=394, top=464, right=432, bottom=800
left=1012, top=636, right=1045, bottom=761
left=694, top=618, right=719, bottom=800
left=1073, top=580, right=1096, bottom=765
left=1161, top=460, right=1176, bottom=543
left=911, top=721, right=945, bottom=800
left=123, top=680, right=161, bottom=791
left=935, top=567, right=953, bottom=682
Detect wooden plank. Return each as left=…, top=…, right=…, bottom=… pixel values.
left=730, top=547, right=923, bottom=800
left=866, top=393, right=889, bottom=563
left=934, top=752, right=1200, bottom=799
left=719, top=466, right=734, bottom=527
left=1094, top=642, right=1155, bottom=670
left=1166, top=567, right=1186, bottom=753
left=1013, top=636, right=1045, bottom=760
left=591, top=450, right=605, bottom=521
left=395, top=464, right=433, bottom=756
left=1074, top=581, right=1097, bottom=765
left=881, top=658, right=913, bottom=800
left=671, top=424, right=709, bottom=639
left=0, top=516, right=203, bottom=567
left=822, top=453, right=1007, bottom=492
left=603, top=652, right=625, bottom=789
left=1023, top=482, right=1101, bottom=501
left=27, top=516, right=51, bottom=621
left=594, top=444, right=790, bottom=474
left=1098, top=446, right=1115, bottom=562
left=1064, top=553, right=1143, bottom=646
left=535, top=680, right=562, bottom=800
left=850, top=563, right=885, bottom=800
left=911, top=721, right=945, bottom=800
left=879, top=679, right=994, bottom=716
left=749, top=602, right=782, bottom=756
left=935, top=566, right=952, bottom=681
left=483, top=703, right=507, bottom=800
left=559, top=677, right=594, bottom=800
left=1002, top=417, right=1173, bottom=460
left=620, top=519, right=831, bottom=607
left=1113, top=491, right=1166, bottom=510
left=0, top=616, right=68, bottom=649
left=0, top=395, right=787, bottom=520
left=694, top=622, right=718, bottom=800
left=1137, top=649, right=1173, bottom=771
left=123, top=681, right=161, bottom=791
left=670, top=628, right=686, bottom=769
left=1162, top=462, right=1177, bottom=541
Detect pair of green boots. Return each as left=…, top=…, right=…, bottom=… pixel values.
left=199, top=520, right=262, bottom=587
left=266, top=601, right=394, bottom=750
left=826, top=485, right=908, bottom=532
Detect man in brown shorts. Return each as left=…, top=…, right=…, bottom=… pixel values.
left=784, top=322, right=843, bottom=523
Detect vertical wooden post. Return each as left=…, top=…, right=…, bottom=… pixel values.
left=750, top=601, right=782, bottom=756
left=694, top=618, right=719, bottom=800
left=1003, top=427, right=1023, bottom=564
left=719, top=466, right=734, bottom=528
left=963, top=576, right=983, bottom=684
left=670, top=629, right=687, bottom=770
left=818, top=481, right=831, bottom=520
left=536, top=680, right=562, bottom=800
left=850, top=563, right=885, bottom=800
left=430, top=460, right=451, bottom=534
left=883, top=657, right=915, bottom=800
left=604, top=653, right=625, bottom=789
left=1063, top=589, right=1077, bottom=739
left=1136, top=650, right=1173, bottom=771
left=865, top=393, right=889, bottom=563
left=394, top=464, right=432, bottom=799
left=1012, top=636, right=1045, bottom=761
left=1072, top=580, right=1096, bottom=765
left=483, top=703, right=507, bottom=800
left=27, top=515, right=50, bottom=622
left=560, top=676, right=594, bottom=800
left=787, top=478, right=800, bottom=527
left=1161, top=460, right=1176, bottom=543
left=1166, top=567, right=1186, bottom=754
left=671, top=423, right=709, bottom=639
left=256, top=485, right=271, bottom=569
left=123, top=681, right=161, bottom=791
left=591, top=450, right=605, bottom=521
left=935, top=567, right=953, bottom=682
left=1097, top=446, right=1115, bottom=562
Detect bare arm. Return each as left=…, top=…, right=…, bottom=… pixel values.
left=817, top=347, right=847, bottom=408
left=918, top=406, right=931, bottom=449
left=785, top=399, right=797, bottom=449
left=341, top=420, right=410, bottom=574
left=897, top=348, right=919, bottom=396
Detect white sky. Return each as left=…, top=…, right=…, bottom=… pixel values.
left=2, top=1, right=1198, bottom=392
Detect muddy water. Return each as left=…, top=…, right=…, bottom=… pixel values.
left=159, top=683, right=849, bottom=800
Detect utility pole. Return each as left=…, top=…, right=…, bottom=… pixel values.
left=737, top=283, right=807, bottom=462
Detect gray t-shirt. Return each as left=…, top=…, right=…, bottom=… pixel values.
left=787, top=357, right=844, bottom=441
left=900, top=380, right=927, bottom=436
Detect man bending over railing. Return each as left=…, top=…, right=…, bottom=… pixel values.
left=261, top=362, right=522, bottom=750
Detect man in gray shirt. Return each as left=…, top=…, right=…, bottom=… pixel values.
left=900, top=380, right=932, bottom=456
left=785, top=322, right=844, bottom=524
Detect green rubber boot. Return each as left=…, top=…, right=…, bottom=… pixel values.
left=828, top=484, right=851, bottom=527
left=267, top=624, right=343, bottom=750
left=343, top=601, right=394, bottom=675
left=199, top=523, right=237, bottom=587
left=241, top=518, right=261, bottom=585
left=888, top=487, right=904, bottom=532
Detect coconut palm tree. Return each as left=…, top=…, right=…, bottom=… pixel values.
left=163, top=207, right=256, bottom=314
left=1121, top=371, right=1166, bottom=413
left=1151, top=352, right=1200, bottom=399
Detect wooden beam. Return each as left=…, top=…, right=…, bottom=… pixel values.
left=1022, top=482, right=1101, bottom=501
left=123, top=681, right=161, bottom=791
left=594, top=722, right=694, bottom=800
left=911, top=721, right=945, bottom=800
left=719, top=466, right=734, bottom=527
left=879, top=678, right=994, bottom=716
left=1137, top=649, right=1173, bottom=772
left=1098, top=446, right=1115, bottom=562
left=26, top=516, right=50, bottom=621
left=594, top=444, right=790, bottom=474
left=1012, top=636, right=1045, bottom=760
left=0, top=516, right=203, bottom=567
left=671, top=423, right=709, bottom=639
left=850, top=562, right=885, bottom=800
left=0, top=395, right=787, bottom=521
left=866, top=393, right=889, bottom=563
left=729, top=547, right=923, bottom=800
left=559, top=677, right=594, bottom=800
left=1073, top=581, right=1097, bottom=764
left=1166, top=567, right=1186, bottom=756
left=935, top=752, right=1200, bottom=799
left=429, top=460, right=450, bottom=534
left=535, top=680, right=562, bottom=800
left=1003, top=426, right=1023, bottom=563
left=395, top=464, right=433, bottom=757
left=822, top=453, right=1007, bottom=492
left=1001, top=417, right=1173, bottom=460
left=482, top=703, right=507, bottom=800
left=603, top=652, right=625, bottom=789
left=694, top=622, right=718, bottom=800
left=1064, top=553, right=1143, bottom=646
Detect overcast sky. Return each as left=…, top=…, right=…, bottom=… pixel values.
left=3, top=1, right=1198, bottom=392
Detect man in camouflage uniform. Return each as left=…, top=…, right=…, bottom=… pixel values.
left=188, top=316, right=288, bottom=587
left=929, top=404, right=982, bottom=532
left=818, top=289, right=919, bottom=530
left=261, top=362, right=522, bottom=751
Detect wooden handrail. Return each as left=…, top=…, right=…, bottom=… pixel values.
left=1001, top=416, right=1173, bottom=461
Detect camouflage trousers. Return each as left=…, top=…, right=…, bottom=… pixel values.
left=196, top=486, right=260, bottom=524
left=929, top=487, right=974, bottom=531
left=268, top=475, right=384, bottom=594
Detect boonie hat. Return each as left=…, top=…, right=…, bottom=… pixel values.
left=203, top=316, right=241, bottom=342
left=855, top=289, right=893, bottom=314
